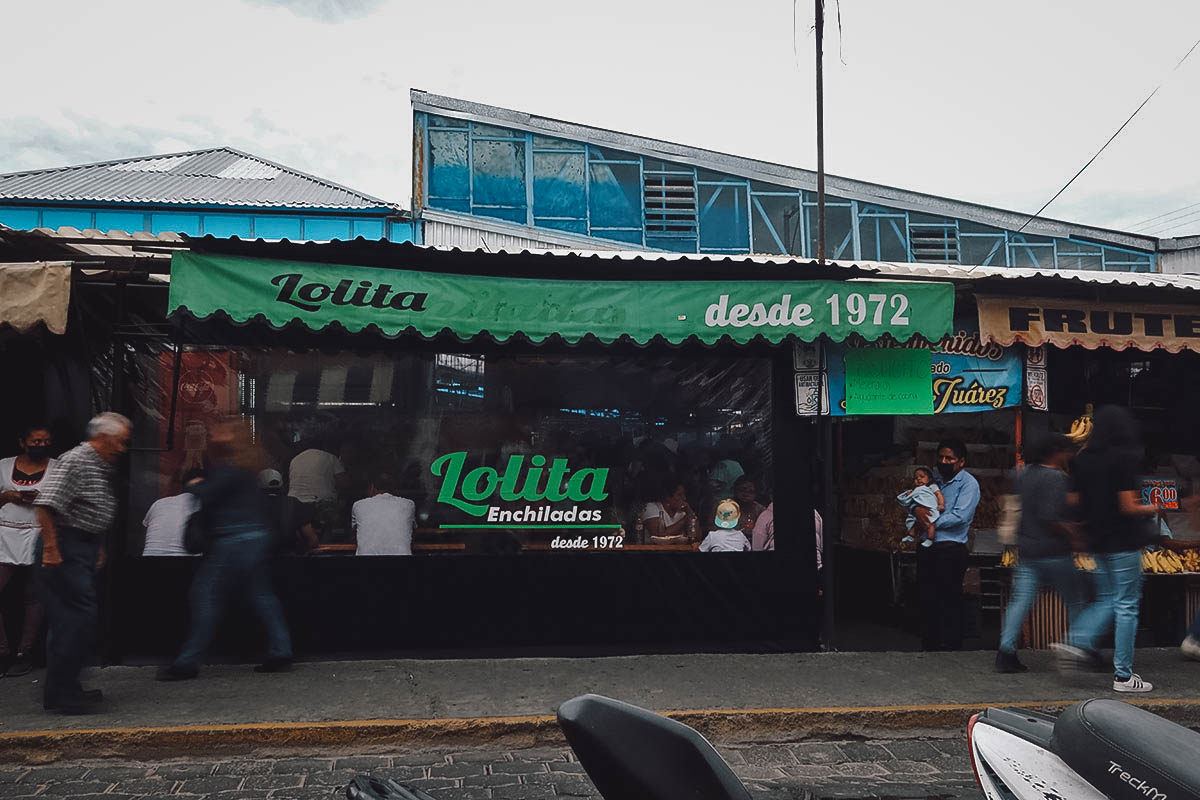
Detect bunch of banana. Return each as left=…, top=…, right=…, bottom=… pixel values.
left=1000, top=546, right=1018, bottom=568
left=1074, top=553, right=1096, bottom=571
left=1067, top=404, right=1095, bottom=445
left=1182, top=550, right=1200, bottom=572
left=1142, top=548, right=1187, bottom=574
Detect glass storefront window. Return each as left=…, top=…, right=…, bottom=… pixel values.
left=130, top=348, right=775, bottom=557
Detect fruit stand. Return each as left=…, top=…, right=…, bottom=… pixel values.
left=998, top=549, right=1200, bottom=650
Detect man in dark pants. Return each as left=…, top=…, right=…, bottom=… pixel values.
left=33, top=412, right=131, bottom=714
left=916, top=439, right=980, bottom=651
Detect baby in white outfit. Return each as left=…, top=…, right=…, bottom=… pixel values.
left=897, top=467, right=945, bottom=547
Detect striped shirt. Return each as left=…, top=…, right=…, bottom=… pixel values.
left=34, top=443, right=117, bottom=535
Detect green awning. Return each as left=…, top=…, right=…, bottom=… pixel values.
left=167, top=251, right=955, bottom=345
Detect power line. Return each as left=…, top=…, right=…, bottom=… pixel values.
left=1131, top=199, right=1200, bottom=229
left=1015, top=34, right=1200, bottom=235
left=1128, top=199, right=1200, bottom=231
left=1141, top=210, right=1200, bottom=236
left=1141, top=208, right=1200, bottom=237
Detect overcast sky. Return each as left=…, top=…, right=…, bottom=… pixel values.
left=3, top=0, right=1199, bottom=237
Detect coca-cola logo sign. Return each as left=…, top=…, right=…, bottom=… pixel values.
left=178, top=368, right=218, bottom=411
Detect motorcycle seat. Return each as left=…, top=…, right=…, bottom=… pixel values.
left=557, top=694, right=751, bottom=800
left=1051, top=698, right=1200, bottom=800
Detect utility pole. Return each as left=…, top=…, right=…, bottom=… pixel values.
left=815, top=0, right=826, bottom=263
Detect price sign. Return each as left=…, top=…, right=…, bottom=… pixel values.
left=1142, top=479, right=1179, bottom=510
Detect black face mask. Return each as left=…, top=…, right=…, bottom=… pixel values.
left=25, top=445, right=50, bottom=462
left=937, top=462, right=957, bottom=481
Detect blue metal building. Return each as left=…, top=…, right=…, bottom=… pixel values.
left=0, top=147, right=416, bottom=243
left=411, top=91, right=1166, bottom=272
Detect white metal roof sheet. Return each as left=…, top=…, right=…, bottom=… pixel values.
left=0, top=148, right=396, bottom=210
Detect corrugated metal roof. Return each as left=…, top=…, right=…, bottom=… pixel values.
left=0, top=224, right=184, bottom=268
left=422, top=208, right=631, bottom=252
left=0, top=148, right=397, bottom=211
left=411, top=90, right=1159, bottom=253
left=182, top=233, right=1200, bottom=296
left=851, top=259, right=1200, bottom=291
left=477, top=247, right=1200, bottom=291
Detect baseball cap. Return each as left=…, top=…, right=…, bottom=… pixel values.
left=257, top=469, right=284, bottom=491
left=714, top=498, right=741, bottom=529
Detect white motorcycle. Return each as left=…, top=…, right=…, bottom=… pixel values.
left=969, top=698, right=1200, bottom=800
left=347, top=694, right=1200, bottom=800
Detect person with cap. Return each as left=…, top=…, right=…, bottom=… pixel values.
left=142, top=469, right=204, bottom=557
left=700, top=499, right=752, bottom=552
left=257, top=468, right=317, bottom=554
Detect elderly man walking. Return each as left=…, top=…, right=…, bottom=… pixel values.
left=33, top=412, right=131, bottom=714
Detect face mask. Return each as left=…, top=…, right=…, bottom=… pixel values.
left=26, top=445, right=50, bottom=461
left=937, top=462, right=957, bottom=481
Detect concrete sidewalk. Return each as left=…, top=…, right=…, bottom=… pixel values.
left=2, top=648, right=1198, bottom=762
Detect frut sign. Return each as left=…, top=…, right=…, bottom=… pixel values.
left=430, top=452, right=609, bottom=517
left=1007, top=307, right=1200, bottom=339
left=977, top=295, right=1200, bottom=354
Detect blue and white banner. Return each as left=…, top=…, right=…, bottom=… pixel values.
left=826, top=325, right=1023, bottom=415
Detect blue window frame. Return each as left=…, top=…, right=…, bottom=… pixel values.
left=416, top=112, right=1158, bottom=270
left=698, top=182, right=750, bottom=253
left=588, top=145, right=642, bottom=243
left=428, top=129, right=470, bottom=212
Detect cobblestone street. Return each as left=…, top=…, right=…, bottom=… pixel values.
left=0, top=740, right=978, bottom=800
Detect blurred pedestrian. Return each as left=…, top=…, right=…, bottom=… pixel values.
left=158, top=419, right=292, bottom=681
left=995, top=434, right=1083, bottom=673
left=0, top=424, right=56, bottom=677
left=33, top=412, right=130, bottom=713
left=1052, top=406, right=1160, bottom=692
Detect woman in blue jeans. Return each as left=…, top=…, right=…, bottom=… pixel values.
left=1052, top=407, right=1160, bottom=693
left=157, top=420, right=292, bottom=681
left=996, top=434, right=1083, bottom=673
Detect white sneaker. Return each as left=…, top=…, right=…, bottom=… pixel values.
left=1182, top=635, right=1200, bottom=661
left=1113, top=673, right=1153, bottom=693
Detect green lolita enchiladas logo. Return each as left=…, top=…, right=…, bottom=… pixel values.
left=430, top=452, right=609, bottom=522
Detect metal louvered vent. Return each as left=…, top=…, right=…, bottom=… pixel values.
left=643, top=169, right=697, bottom=235
left=909, top=223, right=959, bottom=263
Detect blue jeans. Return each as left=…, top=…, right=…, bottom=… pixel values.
left=38, top=526, right=101, bottom=705
left=999, top=555, right=1084, bottom=653
left=174, top=530, right=292, bottom=670
left=1066, top=550, right=1143, bottom=679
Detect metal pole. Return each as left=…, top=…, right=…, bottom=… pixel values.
left=815, top=0, right=826, bottom=263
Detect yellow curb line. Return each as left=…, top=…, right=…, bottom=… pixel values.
left=4, top=698, right=1200, bottom=762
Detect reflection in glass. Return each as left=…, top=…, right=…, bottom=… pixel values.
left=130, top=350, right=775, bottom=557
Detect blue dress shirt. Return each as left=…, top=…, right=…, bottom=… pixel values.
left=935, top=468, right=980, bottom=544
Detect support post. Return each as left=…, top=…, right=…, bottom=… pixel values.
left=815, top=0, right=826, bottom=263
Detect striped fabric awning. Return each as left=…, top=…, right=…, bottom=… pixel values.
left=258, top=357, right=398, bottom=410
